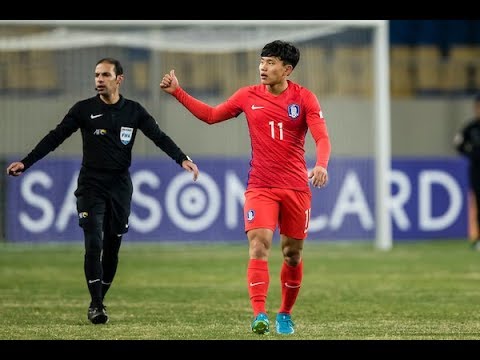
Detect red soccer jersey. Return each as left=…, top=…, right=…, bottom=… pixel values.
left=172, top=80, right=331, bottom=192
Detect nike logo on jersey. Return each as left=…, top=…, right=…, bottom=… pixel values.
left=88, top=279, right=100, bottom=284
left=251, top=105, right=264, bottom=110
left=90, top=114, right=104, bottom=119
left=284, top=282, right=301, bottom=289
left=249, top=281, right=266, bottom=287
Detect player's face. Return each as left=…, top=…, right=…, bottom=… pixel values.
left=94, top=62, right=122, bottom=96
left=259, top=56, right=291, bottom=85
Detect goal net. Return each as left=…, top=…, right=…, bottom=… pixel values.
left=0, top=20, right=391, bottom=249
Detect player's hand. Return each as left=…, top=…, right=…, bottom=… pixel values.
left=160, top=69, right=179, bottom=94
left=182, top=159, right=199, bottom=182
left=6, top=161, right=25, bottom=177
left=308, top=165, right=328, bottom=188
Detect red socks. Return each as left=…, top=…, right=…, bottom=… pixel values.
left=247, top=259, right=304, bottom=316
left=247, top=259, right=269, bottom=316
left=278, top=260, right=303, bottom=314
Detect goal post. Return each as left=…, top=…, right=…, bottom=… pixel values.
left=0, top=20, right=392, bottom=249
left=373, top=21, right=392, bottom=251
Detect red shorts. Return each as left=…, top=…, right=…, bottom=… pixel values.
left=244, top=188, right=312, bottom=239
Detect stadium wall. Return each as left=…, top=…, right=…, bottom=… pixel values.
left=0, top=97, right=473, bottom=158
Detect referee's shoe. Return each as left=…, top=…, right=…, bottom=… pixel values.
left=88, top=303, right=109, bottom=324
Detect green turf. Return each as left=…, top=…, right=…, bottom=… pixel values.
left=1, top=239, right=480, bottom=340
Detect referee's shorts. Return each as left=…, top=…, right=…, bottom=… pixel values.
left=74, top=166, right=133, bottom=235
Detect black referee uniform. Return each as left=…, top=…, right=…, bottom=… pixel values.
left=454, top=94, right=480, bottom=247
left=19, top=94, right=193, bottom=322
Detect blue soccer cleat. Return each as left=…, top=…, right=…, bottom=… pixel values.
left=276, top=313, right=295, bottom=334
left=471, top=239, right=480, bottom=251
left=251, top=312, right=270, bottom=334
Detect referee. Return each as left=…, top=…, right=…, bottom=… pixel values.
left=6, top=57, right=199, bottom=324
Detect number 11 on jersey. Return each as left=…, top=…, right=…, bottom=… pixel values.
left=269, top=121, right=283, bottom=140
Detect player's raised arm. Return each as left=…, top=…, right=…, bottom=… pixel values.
left=160, top=68, right=234, bottom=125
left=160, top=69, right=179, bottom=94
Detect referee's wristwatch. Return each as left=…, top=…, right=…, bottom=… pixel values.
left=185, top=155, right=193, bottom=163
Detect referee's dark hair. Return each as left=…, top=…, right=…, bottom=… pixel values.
left=96, top=57, right=124, bottom=77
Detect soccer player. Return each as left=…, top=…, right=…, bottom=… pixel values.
left=160, top=40, right=331, bottom=335
left=454, top=92, right=480, bottom=250
left=6, top=57, right=199, bottom=325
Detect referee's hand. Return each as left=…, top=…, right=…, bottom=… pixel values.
left=182, top=159, right=199, bottom=181
left=6, top=161, right=25, bottom=177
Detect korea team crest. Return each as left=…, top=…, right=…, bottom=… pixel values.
left=246, top=209, right=255, bottom=222
left=288, top=104, right=300, bottom=119
left=120, top=127, right=133, bottom=145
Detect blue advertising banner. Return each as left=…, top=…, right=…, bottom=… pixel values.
left=4, top=156, right=470, bottom=243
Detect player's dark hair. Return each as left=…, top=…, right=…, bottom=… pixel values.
left=96, top=57, right=124, bottom=77
left=261, top=40, right=300, bottom=69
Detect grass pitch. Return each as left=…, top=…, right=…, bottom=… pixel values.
left=1, top=239, right=480, bottom=340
